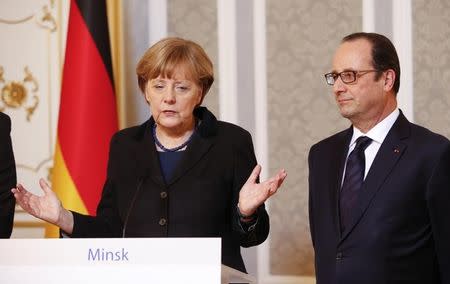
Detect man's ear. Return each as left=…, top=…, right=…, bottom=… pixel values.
left=383, top=69, right=395, bottom=92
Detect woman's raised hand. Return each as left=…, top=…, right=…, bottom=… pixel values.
left=12, top=178, right=74, bottom=233
left=238, top=165, right=287, bottom=217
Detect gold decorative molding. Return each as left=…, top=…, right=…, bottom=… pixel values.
left=37, top=4, right=57, bottom=32
left=16, top=157, right=52, bottom=175
left=0, top=14, right=34, bottom=25
left=14, top=221, right=46, bottom=228
left=0, top=1, right=57, bottom=32
left=0, top=66, right=40, bottom=121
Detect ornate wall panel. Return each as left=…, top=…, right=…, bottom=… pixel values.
left=167, top=0, right=219, bottom=117
left=122, top=1, right=150, bottom=126
left=266, top=0, right=361, bottom=276
left=413, top=0, right=450, bottom=139
left=0, top=0, right=68, bottom=237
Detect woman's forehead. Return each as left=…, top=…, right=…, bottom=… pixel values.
left=154, top=63, right=196, bottom=81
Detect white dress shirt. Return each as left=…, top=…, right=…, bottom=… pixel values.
left=343, top=108, right=400, bottom=182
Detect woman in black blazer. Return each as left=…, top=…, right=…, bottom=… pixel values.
left=13, top=37, right=286, bottom=272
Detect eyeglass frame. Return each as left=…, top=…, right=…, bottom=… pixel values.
left=324, top=70, right=380, bottom=86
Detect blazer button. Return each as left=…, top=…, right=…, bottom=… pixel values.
left=336, top=252, right=343, bottom=260
left=159, top=218, right=167, bottom=226
left=160, top=191, right=167, bottom=199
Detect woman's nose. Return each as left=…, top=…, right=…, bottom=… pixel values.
left=163, top=88, right=176, bottom=103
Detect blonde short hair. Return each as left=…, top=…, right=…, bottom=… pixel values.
left=136, top=37, right=214, bottom=102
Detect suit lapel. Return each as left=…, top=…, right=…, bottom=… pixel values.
left=165, top=107, right=217, bottom=187
left=165, top=133, right=214, bottom=186
left=134, top=120, right=165, bottom=187
left=340, top=112, right=410, bottom=241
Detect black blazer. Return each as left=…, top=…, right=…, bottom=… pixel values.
left=309, top=111, right=450, bottom=284
left=71, top=107, right=269, bottom=272
left=0, top=112, right=16, bottom=238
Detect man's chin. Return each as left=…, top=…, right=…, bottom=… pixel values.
left=339, top=106, right=352, bottom=118
left=338, top=108, right=354, bottom=119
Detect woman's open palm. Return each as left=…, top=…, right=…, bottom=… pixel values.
left=12, top=178, right=63, bottom=224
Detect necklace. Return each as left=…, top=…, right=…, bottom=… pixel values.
left=152, top=123, right=197, bottom=152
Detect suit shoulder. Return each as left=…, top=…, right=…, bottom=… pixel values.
left=114, top=125, right=142, bottom=138
left=215, top=121, right=252, bottom=141
left=408, top=123, right=450, bottom=164
left=110, top=122, right=148, bottom=145
left=310, top=128, right=349, bottom=152
left=409, top=122, right=450, bottom=148
left=216, top=120, right=250, bottom=134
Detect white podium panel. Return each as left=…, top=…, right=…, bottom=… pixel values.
left=0, top=238, right=221, bottom=284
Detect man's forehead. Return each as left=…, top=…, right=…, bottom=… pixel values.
left=332, top=39, right=373, bottom=70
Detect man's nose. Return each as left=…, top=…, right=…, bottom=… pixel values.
left=333, top=76, right=346, bottom=94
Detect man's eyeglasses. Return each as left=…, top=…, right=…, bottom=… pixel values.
left=324, top=70, right=379, bottom=86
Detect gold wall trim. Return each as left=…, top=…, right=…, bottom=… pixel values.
left=106, top=0, right=125, bottom=129
left=14, top=221, right=46, bottom=228
left=0, top=15, right=34, bottom=24
left=16, top=157, right=52, bottom=172
left=16, top=159, right=53, bottom=185
left=0, top=1, right=57, bottom=32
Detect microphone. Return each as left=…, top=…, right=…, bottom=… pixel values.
left=122, top=176, right=146, bottom=238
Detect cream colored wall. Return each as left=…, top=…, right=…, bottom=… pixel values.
left=413, top=0, right=450, bottom=139
left=266, top=0, right=361, bottom=276
left=168, top=0, right=219, bottom=117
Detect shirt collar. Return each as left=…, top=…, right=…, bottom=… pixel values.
left=350, top=108, right=400, bottom=147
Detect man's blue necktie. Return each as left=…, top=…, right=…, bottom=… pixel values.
left=340, top=136, right=372, bottom=232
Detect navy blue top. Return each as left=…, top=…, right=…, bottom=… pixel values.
left=157, top=150, right=184, bottom=182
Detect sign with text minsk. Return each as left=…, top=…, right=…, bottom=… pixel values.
left=0, top=238, right=221, bottom=284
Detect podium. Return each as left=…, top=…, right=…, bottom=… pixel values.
left=0, top=238, right=255, bottom=284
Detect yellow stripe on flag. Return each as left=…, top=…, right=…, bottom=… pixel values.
left=45, top=142, right=88, bottom=238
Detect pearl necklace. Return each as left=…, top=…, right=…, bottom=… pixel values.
left=152, top=124, right=196, bottom=152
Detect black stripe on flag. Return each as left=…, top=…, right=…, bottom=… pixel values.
left=75, top=0, right=114, bottom=87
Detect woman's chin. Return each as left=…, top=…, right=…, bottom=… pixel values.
left=157, top=119, right=182, bottom=130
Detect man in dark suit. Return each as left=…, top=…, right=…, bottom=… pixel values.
left=309, top=32, right=450, bottom=283
left=0, top=112, right=16, bottom=238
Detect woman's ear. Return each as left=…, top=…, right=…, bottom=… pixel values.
left=144, top=81, right=152, bottom=103
left=196, top=88, right=204, bottom=107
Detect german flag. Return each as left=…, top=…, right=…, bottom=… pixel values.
left=46, top=0, right=118, bottom=237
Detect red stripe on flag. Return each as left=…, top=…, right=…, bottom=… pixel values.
left=58, top=0, right=118, bottom=214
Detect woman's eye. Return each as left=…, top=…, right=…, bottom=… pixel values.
left=176, top=86, right=189, bottom=92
